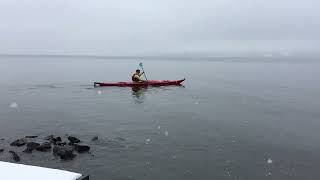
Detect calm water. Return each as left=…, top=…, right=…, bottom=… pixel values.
left=0, top=56, right=320, bottom=180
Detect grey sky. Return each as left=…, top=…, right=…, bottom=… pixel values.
left=0, top=0, right=319, bottom=55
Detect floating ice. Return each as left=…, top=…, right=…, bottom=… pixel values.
left=157, top=126, right=161, bottom=130
left=194, top=101, right=199, bottom=105
left=145, top=138, right=151, bottom=144
left=164, top=131, right=169, bottom=136
left=97, top=90, right=102, bottom=95
left=267, top=158, right=273, bottom=164
left=10, top=102, right=18, bottom=109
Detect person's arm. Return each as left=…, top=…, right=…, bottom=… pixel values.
left=137, top=73, right=146, bottom=82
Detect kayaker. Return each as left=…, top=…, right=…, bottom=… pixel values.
left=132, top=69, right=145, bottom=82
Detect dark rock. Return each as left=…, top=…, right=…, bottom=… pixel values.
left=56, top=142, right=67, bottom=146
left=74, top=144, right=90, bottom=153
left=0, top=149, right=4, bottom=153
left=9, top=151, right=20, bottom=162
left=36, top=142, right=52, bottom=152
left=25, top=136, right=38, bottom=138
left=10, top=138, right=27, bottom=147
left=0, top=138, right=4, bottom=140
left=23, top=142, right=40, bottom=153
left=44, top=135, right=54, bottom=140
left=23, top=148, right=32, bottom=153
left=51, top=137, right=62, bottom=144
left=91, top=136, right=98, bottom=141
left=53, top=145, right=76, bottom=160
left=55, top=136, right=62, bottom=142
left=68, top=136, right=80, bottom=144
left=27, top=142, right=41, bottom=149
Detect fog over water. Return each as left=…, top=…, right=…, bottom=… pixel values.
left=0, top=0, right=320, bottom=56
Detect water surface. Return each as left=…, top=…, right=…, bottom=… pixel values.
left=0, top=56, right=320, bottom=180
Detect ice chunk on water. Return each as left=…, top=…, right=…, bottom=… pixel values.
left=10, top=102, right=18, bottom=109
left=267, top=158, right=273, bottom=164
left=145, top=138, right=151, bottom=144
left=164, top=131, right=169, bottom=137
left=97, top=90, right=102, bottom=95
left=157, top=126, right=161, bottom=130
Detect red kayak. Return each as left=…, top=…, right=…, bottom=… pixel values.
left=94, top=79, right=185, bottom=87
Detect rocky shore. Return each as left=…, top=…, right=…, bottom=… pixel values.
left=1, top=135, right=96, bottom=162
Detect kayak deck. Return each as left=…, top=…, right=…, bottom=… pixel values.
left=94, top=79, right=185, bottom=87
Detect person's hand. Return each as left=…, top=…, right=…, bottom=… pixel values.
left=142, top=72, right=145, bottom=74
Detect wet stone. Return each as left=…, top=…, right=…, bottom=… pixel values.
left=0, top=149, right=4, bottom=153
left=9, top=151, right=20, bottom=162
left=74, top=144, right=90, bottom=153
left=44, top=135, right=54, bottom=141
left=91, top=136, right=98, bottom=141
left=53, top=145, right=76, bottom=160
left=68, top=136, right=80, bottom=144
left=36, top=142, right=52, bottom=152
left=51, top=137, right=62, bottom=144
left=23, top=142, right=40, bottom=153
left=10, top=138, right=27, bottom=147
left=25, top=136, right=38, bottom=138
left=56, top=142, right=67, bottom=146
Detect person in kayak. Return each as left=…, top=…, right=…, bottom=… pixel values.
left=132, top=69, right=145, bottom=82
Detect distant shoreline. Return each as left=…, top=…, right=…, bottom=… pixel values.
left=1, top=53, right=319, bottom=60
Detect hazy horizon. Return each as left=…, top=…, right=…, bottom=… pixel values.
left=1, top=0, right=319, bottom=56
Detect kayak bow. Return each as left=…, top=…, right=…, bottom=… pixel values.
left=94, top=79, right=185, bottom=87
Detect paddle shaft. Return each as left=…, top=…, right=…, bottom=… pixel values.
left=141, top=67, right=148, bottom=81
left=139, top=64, right=148, bottom=81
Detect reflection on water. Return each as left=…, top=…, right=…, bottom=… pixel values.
left=131, top=87, right=147, bottom=104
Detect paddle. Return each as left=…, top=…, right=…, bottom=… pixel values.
left=139, top=62, right=148, bottom=81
